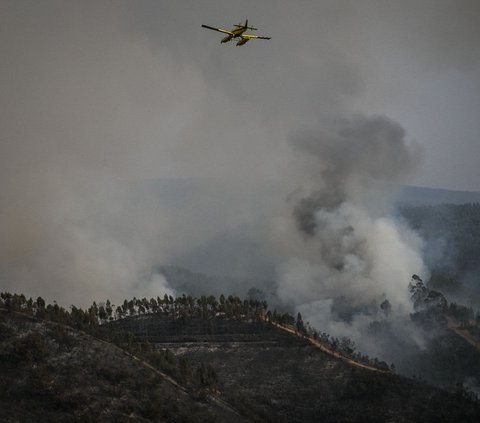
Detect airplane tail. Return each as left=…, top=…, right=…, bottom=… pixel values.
left=234, top=19, right=258, bottom=31
left=244, top=19, right=258, bottom=31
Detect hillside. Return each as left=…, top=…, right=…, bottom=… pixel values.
left=110, top=313, right=480, bottom=422
left=401, top=203, right=480, bottom=273
left=395, top=185, right=480, bottom=206
left=2, top=293, right=480, bottom=422
left=0, top=309, right=247, bottom=423
left=400, top=203, right=480, bottom=307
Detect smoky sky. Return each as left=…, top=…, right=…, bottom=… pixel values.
left=1, top=0, right=480, bottom=305
left=290, top=114, right=422, bottom=233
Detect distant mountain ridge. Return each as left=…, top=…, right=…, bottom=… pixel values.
left=395, top=185, right=480, bottom=206
left=137, top=178, right=480, bottom=207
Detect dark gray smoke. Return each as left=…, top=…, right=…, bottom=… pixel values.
left=275, top=114, right=428, bottom=357
left=291, top=115, right=422, bottom=236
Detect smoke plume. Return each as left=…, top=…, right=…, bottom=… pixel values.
left=275, top=114, right=428, bottom=355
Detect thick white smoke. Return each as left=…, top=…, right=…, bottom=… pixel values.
left=0, top=2, right=286, bottom=307
left=277, top=203, right=426, bottom=310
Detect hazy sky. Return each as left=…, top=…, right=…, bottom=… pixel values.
left=1, top=0, right=480, bottom=304
left=2, top=0, right=479, bottom=189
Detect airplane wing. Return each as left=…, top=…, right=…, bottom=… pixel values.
left=241, top=34, right=271, bottom=40
left=201, top=25, right=234, bottom=35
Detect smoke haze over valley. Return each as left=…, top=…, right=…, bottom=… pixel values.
left=2, top=2, right=480, bottom=395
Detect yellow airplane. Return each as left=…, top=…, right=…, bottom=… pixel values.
left=201, top=19, right=271, bottom=46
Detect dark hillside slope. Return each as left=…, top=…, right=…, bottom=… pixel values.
left=401, top=203, right=480, bottom=279
left=0, top=310, right=247, bottom=423
left=116, top=314, right=480, bottom=423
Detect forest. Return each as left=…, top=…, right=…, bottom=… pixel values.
left=2, top=288, right=480, bottom=422
left=401, top=203, right=480, bottom=277
left=0, top=291, right=391, bottom=372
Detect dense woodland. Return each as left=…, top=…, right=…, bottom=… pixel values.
left=400, top=204, right=480, bottom=339
left=401, top=203, right=480, bottom=277
left=2, top=286, right=480, bottom=383
left=2, top=289, right=480, bottom=422
left=0, top=291, right=392, bottom=372
left=0, top=311, right=241, bottom=422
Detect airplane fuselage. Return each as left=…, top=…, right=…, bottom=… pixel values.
left=221, top=27, right=247, bottom=43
